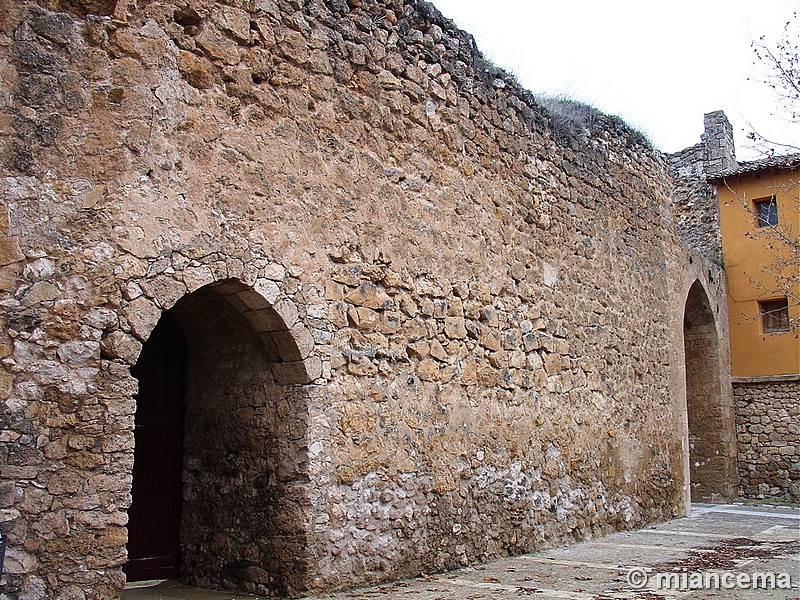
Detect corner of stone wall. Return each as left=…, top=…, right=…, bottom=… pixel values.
left=702, top=111, right=738, bottom=176
left=666, top=145, right=723, bottom=267
left=666, top=109, right=744, bottom=267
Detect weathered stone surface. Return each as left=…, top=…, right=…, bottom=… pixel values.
left=21, top=281, right=60, bottom=306
left=56, top=340, right=100, bottom=366
left=212, top=6, right=250, bottom=44
left=100, top=330, right=142, bottom=364
left=123, top=297, right=161, bottom=341
left=443, top=317, right=467, bottom=340
left=196, top=23, right=240, bottom=65
left=0, top=1, right=730, bottom=599
left=176, top=50, right=216, bottom=89
left=734, top=379, right=800, bottom=503
left=0, top=237, right=24, bottom=266
left=345, top=283, right=392, bottom=310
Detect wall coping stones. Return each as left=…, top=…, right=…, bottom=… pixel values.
left=732, top=374, right=800, bottom=384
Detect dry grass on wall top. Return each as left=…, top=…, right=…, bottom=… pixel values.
left=538, top=95, right=653, bottom=150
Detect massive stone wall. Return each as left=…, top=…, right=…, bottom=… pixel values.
left=0, top=0, right=729, bottom=598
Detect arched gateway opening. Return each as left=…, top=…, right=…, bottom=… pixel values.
left=124, top=279, right=314, bottom=595
left=682, top=280, right=737, bottom=503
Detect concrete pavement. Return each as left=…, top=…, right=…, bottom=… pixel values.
left=122, top=503, right=799, bottom=600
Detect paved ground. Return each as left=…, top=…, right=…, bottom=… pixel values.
left=122, top=503, right=799, bottom=600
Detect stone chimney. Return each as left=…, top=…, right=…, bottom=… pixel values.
left=702, top=111, right=738, bottom=175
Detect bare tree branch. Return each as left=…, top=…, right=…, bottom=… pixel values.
left=732, top=11, right=800, bottom=331
left=747, top=11, right=800, bottom=155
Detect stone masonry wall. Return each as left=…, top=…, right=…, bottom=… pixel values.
left=701, top=111, right=738, bottom=177
left=734, top=379, right=800, bottom=503
left=667, top=143, right=722, bottom=266
left=667, top=111, right=743, bottom=267
left=0, top=0, right=722, bottom=598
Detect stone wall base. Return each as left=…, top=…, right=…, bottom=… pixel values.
left=734, top=377, right=800, bottom=503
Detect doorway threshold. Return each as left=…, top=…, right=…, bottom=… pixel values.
left=124, top=579, right=170, bottom=589
left=120, top=579, right=264, bottom=599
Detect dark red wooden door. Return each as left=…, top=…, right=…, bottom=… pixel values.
left=124, top=312, right=187, bottom=581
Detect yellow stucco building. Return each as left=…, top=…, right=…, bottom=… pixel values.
left=711, top=158, right=800, bottom=378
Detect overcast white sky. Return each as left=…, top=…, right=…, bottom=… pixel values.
left=430, top=0, right=798, bottom=161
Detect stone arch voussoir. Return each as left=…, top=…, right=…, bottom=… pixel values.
left=117, top=274, right=320, bottom=385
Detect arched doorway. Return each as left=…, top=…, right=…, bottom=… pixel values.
left=124, top=279, right=315, bottom=595
left=682, top=280, right=737, bottom=502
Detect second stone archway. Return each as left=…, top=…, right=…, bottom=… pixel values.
left=682, top=279, right=738, bottom=503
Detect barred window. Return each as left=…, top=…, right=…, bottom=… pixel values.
left=755, top=197, right=778, bottom=227
left=760, top=298, right=789, bottom=333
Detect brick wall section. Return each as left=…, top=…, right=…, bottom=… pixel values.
left=734, top=380, right=800, bottom=503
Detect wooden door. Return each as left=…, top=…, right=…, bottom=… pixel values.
left=124, top=312, right=188, bottom=581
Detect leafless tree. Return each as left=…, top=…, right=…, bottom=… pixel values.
left=747, top=10, right=800, bottom=155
